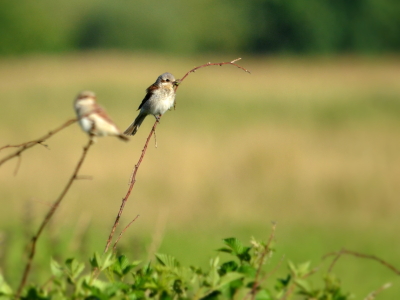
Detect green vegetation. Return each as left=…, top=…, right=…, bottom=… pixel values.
left=0, top=1, right=399, bottom=55
left=0, top=54, right=400, bottom=299
left=1, top=236, right=359, bottom=299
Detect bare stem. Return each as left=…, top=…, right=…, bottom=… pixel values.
left=112, top=215, right=140, bottom=253
left=244, top=223, right=277, bottom=300
left=364, top=282, right=392, bottom=300
left=323, top=248, right=400, bottom=276
left=173, top=58, right=250, bottom=108
left=104, top=58, right=250, bottom=252
left=0, top=118, right=77, bottom=168
left=15, top=138, right=94, bottom=298
left=104, top=119, right=160, bottom=253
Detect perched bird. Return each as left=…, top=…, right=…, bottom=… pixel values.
left=124, top=72, right=178, bottom=136
left=74, top=91, right=129, bottom=141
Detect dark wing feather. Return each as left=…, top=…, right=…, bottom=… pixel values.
left=138, top=84, right=158, bottom=110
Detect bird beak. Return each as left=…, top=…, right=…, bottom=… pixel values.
left=173, top=80, right=180, bottom=86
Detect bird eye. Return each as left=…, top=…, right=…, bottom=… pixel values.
left=166, top=79, right=170, bottom=82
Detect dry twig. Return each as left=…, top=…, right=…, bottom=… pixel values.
left=173, top=57, right=250, bottom=108
left=364, top=282, right=392, bottom=300
left=245, top=223, right=277, bottom=300
left=0, top=118, right=77, bottom=168
left=112, top=215, right=140, bottom=253
left=104, top=58, right=250, bottom=253
left=104, top=120, right=160, bottom=253
left=323, top=248, right=400, bottom=276
left=16, top=138, right=94, bottom=298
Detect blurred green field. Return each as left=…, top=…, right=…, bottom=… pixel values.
left=0, top=53, right=400, bottom=298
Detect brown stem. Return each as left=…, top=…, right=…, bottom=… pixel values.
left=15, top=138, right=94, bottom=298
left=104, top=58, right=250, bottom=252
left=244, top=223, right=277, bottom=300
left=0, top=118, right=77, bottom=168
left=323, top=248, right=400, bottom=276
left=173, top=58, right=250, bottom=108
left=112, top=215, right=140, bottom=253
left=104, top=119, right=160, bottom=253
left=364, top=282, right=392, bottom=300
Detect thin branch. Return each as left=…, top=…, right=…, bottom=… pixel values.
left=364, top=282, right=392, bottom=300
left=104, top=58, right=250, bottom=253
left=15, top=138, right=94, bottom=298
left=0, top=118, right=77, bottom=168
left=104, top=119, right=160, bottom=253
left=173, top=58, right=250, bottom=108
left=0, top=142, right=47, bottom=152
left=323, top=248, right=400, bottom=276
left=112, top=215, right=140, bottom=253
left=248, top=222, right=277, bottom=300
left=13, top=154, right=22, bottom=176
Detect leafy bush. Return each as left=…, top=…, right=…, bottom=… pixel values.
left=0, top=236, right=355, bottom=300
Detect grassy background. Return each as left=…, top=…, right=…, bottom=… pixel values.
left=0, top=53, right=400, bottom=298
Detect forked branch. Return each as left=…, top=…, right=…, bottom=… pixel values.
left=104, top=120, right=160, bottom=253
left=0, top=118, right=77, bottom=168
left=113, top=215, right=140, bottom=253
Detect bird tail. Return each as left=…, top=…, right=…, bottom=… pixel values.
left=124, top=113, right=147, bottom=136
left=117, top=134, right=130, bottom=141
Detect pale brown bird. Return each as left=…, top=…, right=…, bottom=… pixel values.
left=74, top=91, right=129, bottom=141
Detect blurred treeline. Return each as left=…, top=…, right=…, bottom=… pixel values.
left=1, top=0, right=399, bottom=56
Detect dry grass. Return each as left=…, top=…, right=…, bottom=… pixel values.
left=1, top=53, right=400, bottom=297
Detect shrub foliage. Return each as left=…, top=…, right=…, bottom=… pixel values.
left=0, top=237, right=354, bottom=300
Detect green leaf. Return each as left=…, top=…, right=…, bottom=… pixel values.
left=155, top=253, right=180, bottom=268
left=216, top=272, right=244, bottom=290
left=124, top=260, right=141, bottom=275
left=173, top=279, right=184, bottom=294
left=222, top=238, right=244, bottom=255
left=238, top=265, right=257, bottom=278
left=118, top=255, right=129, bottom=271
left=50, top=258, right=64, bottom=278
left=219, top=261, right=238, bottom=275
left=101, top=252, right=115, bottom=271
left=216, top=247, right=233, bottom=254
left=276, top=274, right=291, bottom=290
left=21, top=287, right=50, bottom=300
left=255, top=289, right=273, bottom=300
left=89, top=252, right=102, bottom=269
left=237, top=247, right=252, bottom=262
left=0, top=274, right=12, bottom=296
left=210, top=257, right=220, bottom=268
left=287, top=260, right=297, bottom=276
left=207, top=261, right=220, bottom=288
left=297, top=261, right=311, bottom=277
left=295, top=278, right=312, bottom=293
left=65, top=258, right=84, bottom=279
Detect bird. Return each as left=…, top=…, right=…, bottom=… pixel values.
left=74, top=91, right=129, bottom=141
left=124, top=72, right=178, bottom=136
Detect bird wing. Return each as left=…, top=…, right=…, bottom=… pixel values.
left=92, top=105, right=117, bottom=126
left=137, top=84, right=158, bottom=110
